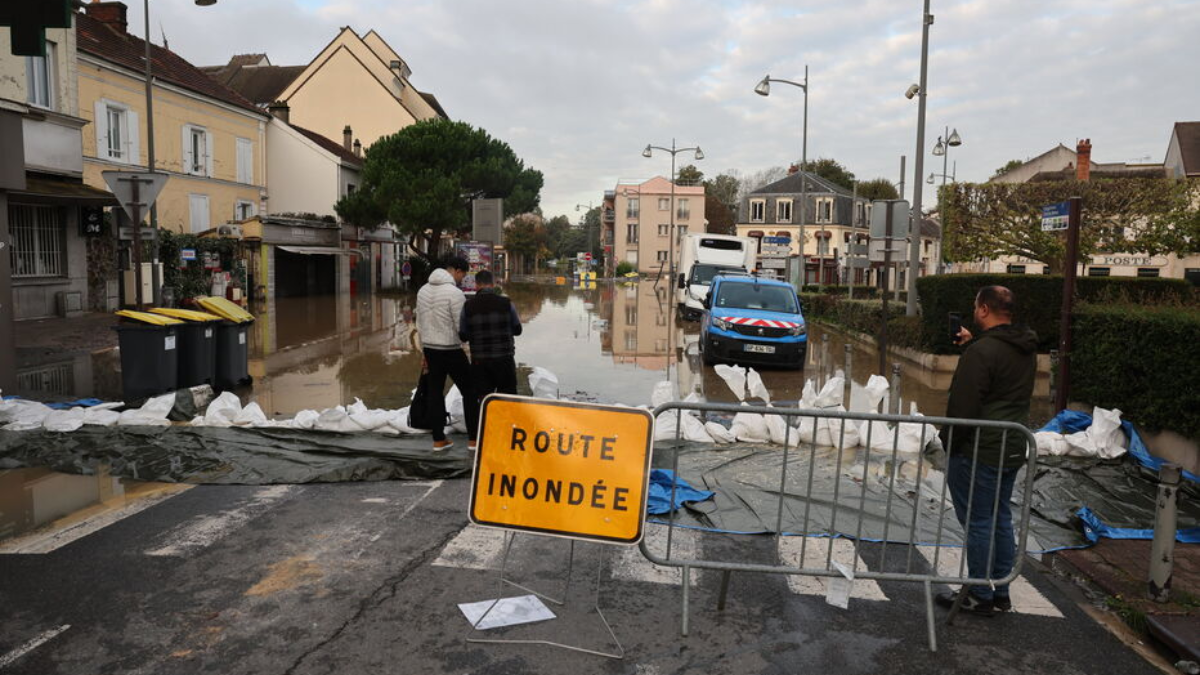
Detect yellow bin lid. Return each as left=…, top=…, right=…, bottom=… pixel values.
left=195, top=296, right=254, bottom=323
left=150, top=307, right=223, bottom=322
left=115, top=310, right=184, bottom=326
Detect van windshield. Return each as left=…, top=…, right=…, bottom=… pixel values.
left=689, top=264, right=741, bottom=286
left=714, top=282, right=799, bottom=313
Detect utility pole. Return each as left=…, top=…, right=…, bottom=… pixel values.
left=1054, top=197, right=1082, bottom=412
left=906, top=0, right=932, bottom=317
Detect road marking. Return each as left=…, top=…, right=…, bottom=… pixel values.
left=0, top=486, right=191, bottom=555
left=432, top=524, right=507, bottom=570
left=145, top=485, right=295, bottom=557
left=915, top=546, right=1063, bottom=617
left=0, top=625, right=70, bottom=669
left=777, top=537, right=888, bottom=601
left=613, top=524, right=701, bottom=586
left=350, top=481, right=441, bottom=560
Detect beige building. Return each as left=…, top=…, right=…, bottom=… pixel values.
left=206, top=28, right=446, bottom=151
left=610, top=176, right=705, bottom=274
left=77, top=3, right=269, bottom=236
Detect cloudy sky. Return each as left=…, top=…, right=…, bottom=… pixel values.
left=130, top=0, right=1199, bottom=218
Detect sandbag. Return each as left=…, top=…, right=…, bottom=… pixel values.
left=730, top=409, right=770, bottom=443
left=705, top=421, right=736, bottom=444
left=0, top=399, right=53, bottom=431
left=117, top=393, right=176, bottom=427
left=202, top=391, right=243, bottom=428
left=43, top=407, right=85, bottom=433
left=714, top=364, right=747, bottom=401
left=529, top=367, right=559, bottom=399
left=746, top=368, right=770, bottom=404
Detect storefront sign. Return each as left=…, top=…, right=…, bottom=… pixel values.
left=180, top=248, right=197, bottom=262
left=1089, top=255, right=1167, bottom=267
left=455, top=241, right=493, bottom=292
left=469, top=395, right=654, bottom=545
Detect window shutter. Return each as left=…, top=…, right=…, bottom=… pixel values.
left=205, top=131, right=214, bottom=177
left=182, top=126, right=193, bottom=174
left=126, top=110, right=140, bottom=166
left=94, top=100, right=109, bottom=159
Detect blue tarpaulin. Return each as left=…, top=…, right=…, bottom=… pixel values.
left=646, top=469, right=715, bottom=515
left=1077, top=506, right=1200, bottom=544
left=1038, top=410, right=1199, bottom=483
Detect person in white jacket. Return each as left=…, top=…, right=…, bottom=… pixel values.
left=416, top=257, right=476, bottom=450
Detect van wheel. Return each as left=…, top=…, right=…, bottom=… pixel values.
left=701, top=339, right=717, bottom=366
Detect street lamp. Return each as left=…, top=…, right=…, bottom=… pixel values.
left=904, top=0, right=933, bottom=317
left=641, top=139, right=703, bottom=282
left=574, top=202, right=596, bottom=266
left=931, top=126, right=962, bottom=186
left=754, top=68, right=809, bottom=282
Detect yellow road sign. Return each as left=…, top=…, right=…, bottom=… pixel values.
left=469, top=395, right=655, bottom=545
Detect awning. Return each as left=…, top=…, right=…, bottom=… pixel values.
left=9, top=177, right=118, bottom=206
left=278, top=245, right=353, bottom=256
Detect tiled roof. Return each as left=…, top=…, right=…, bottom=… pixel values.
left=1173, top=122, right=1200, bottom=175
left=290, top=124, right=362, bottom=166
left=77, top=12, right=263, bottom=115
left=418, top=90, right=448, bottom=119
left=205, top=64, right=305, bottom=106
left=752, top=171, right=853, bottom=196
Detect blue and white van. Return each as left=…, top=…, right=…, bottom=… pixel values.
left=699, top=273, right=807, bottom=369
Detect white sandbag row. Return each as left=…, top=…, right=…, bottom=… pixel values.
left=1033, top=406, right=1127, bottom=458
left=1, top=396, right=127, bottom=432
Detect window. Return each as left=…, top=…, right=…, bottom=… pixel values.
left=677, top=225, right=687, bottom=239
left=817, top=237, right=829, bottom=256
left=864, top=203, right=873, bottom=226
left=183, top=124, right=212, bottom=176
left=626, top=223, right=638, bottom=243
left=656, top=250, right=668, bottom=263
left=624, top=330, right=637, bottom=350
left=94, top=100, right=139, bottom=164
left=189, top=194, right=210, bottom=233
left=347, top=184, right=356, bottom=194
left=750, top=199, right=765, bottom=223
left=624, top=304, right=637, bottom=325
left=1087, top=267, right=1110, bottom=277
left=236, top=138, right=253, bottom=184
left=626, top=198, right=639, bottom=219
left=677, top=198, right=689, bottom=219
left=9, top=205, right=65, bottom=277
left=1137, top=268, right=1160, bottom=278
left=25, top=41, right=55, bottom=109
left=1185, top=269, right=1200, bottom=287
left=658, top=197, right=670, bottom=211
left=816, top=198, right=834, bottom=223
left=658, top=224, right=670, bottom=237
left=655, top=339, right=667, bottom=351
left=1006, top=264, right=1026, bottom=274
left=776, top=200, right=792, bottom=223
left=235, top=200, right=256, bottom=220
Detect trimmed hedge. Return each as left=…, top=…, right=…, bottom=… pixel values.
left=1072, top=303, right=1200, bottom=438
left=916, top=273, right=1195, bottom=354
left=800, top=284, right=879, bottom=298
left=800, top=294, right=926, bottom=350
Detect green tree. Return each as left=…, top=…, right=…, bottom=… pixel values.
left=335, top=119, right=544, bottom=259
left=991, top=159, right=1025, bottom=180
left=856, top=178, right=899, bottom=201
left=504, top=214, right=546, bottom=273
left=677, top=164, right=704, bottom=185
left=704, top=172, right=740, bottom=213
left=940, top=178, right=1200, bottom=273
left=704, top=193, right=736, bottom=234
left=799, top=158, right=856, bottom=191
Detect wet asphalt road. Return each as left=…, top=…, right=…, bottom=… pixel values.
left=0, top=477, right=1164, bottom=675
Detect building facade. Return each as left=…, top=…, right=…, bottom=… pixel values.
left=610, top=176, right=705, bottom=275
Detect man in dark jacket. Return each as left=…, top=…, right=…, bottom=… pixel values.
left=459, top=270, right=522, bottom=449
left=936, top=285, right=1038, bottom=617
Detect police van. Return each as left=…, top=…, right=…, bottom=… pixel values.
left=699, top=272, right=807, bottom=369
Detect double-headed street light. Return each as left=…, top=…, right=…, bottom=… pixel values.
left=641, top=140, right=703, bottom=282
left=931, top=127, right=962, bottom=186
left=754, top=68, right=809, bottom=281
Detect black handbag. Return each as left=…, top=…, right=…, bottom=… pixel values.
left=408, top=370, right=449, bottom=431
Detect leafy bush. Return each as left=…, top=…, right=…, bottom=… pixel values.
left=917, top=273, right=1195, bottom=354
left=805, top=298, right=928, bottom=350
left=615, top=261, right=635, bottom=276
left=158, top=230, right=241, bottom=304
left=800, top=284, right=878, bottom=298
left=1072, top=303, right=1200, bottom=438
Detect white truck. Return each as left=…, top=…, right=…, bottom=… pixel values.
left=675, top=233, right=757, bottom=319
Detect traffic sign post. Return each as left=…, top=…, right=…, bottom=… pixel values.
left=1054, top=197, right=1082, bottom=412
left=103, top=171, right=168, bottom=309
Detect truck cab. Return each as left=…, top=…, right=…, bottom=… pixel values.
left=676, top=234, right=756, bottom=320
left=700, top=273, right=807, bottom=369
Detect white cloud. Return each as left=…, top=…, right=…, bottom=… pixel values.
left=126, top=0, right=1200, bottom=217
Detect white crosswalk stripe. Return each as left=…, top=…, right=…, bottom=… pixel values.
left=431, top=524, right=508, bottom=570
left=144, top=485, right=295, bottom=557
left=612, top=524, right=700, bottom=586
left=915, top=545, right=1063, bottom=617
left=777, top=537, right=888, bottom=601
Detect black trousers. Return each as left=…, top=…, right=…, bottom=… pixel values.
left=471, top=356, right=518, bottom=415
left=423, top=348, right=476, bottom=441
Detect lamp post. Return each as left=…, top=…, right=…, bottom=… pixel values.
left=141, top=0, right=218, bottom=305
left=905, top=0, right=932, bottom=317
left=574, top=202, right=595, bottom=269
left=642, top=140, right=704, bottom=282
left=931, top=127, right=962, bottom=186
left=755, top=67, right=808, bottom=282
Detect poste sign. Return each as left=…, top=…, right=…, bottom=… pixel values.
left=469, top=395, right=654, bottom=545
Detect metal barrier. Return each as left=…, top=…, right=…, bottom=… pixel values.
left=642, top=400, right=1039, bottom=652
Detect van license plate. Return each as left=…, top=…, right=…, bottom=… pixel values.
left=745, top=344, right=775, bottom=354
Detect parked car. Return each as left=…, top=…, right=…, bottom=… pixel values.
left=699, top=273, right=807, bottom=369
left=676, top=234, right=757, bottom=320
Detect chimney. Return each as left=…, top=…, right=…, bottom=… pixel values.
left=787, top=164, right=800, bottom=175
left=267, top=101, right=289, bottom=124
left=343, top=125, right=353, bottom=151
left=87, top=1, right=129, bottom=34
left=1076, top=138, right=1092, bottom=181
left=353, top=139, right=362, bottom=158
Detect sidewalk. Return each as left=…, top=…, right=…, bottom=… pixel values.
left=11, top=312, right=120, bottom=401
left=14, top=312, right=118, bottom=369
left=1052, top=539, right=1199, bottom=662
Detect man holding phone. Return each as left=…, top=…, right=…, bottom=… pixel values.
left=937, top=286, right=1038, bottom=617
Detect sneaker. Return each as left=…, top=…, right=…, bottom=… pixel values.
left=993, top=595, right=1012, bottom=612
left=936, top=590, right=996, bottom=617
left=432, top=440, right=454, bottom=451
left=467, top=440, right=477, bottom=451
